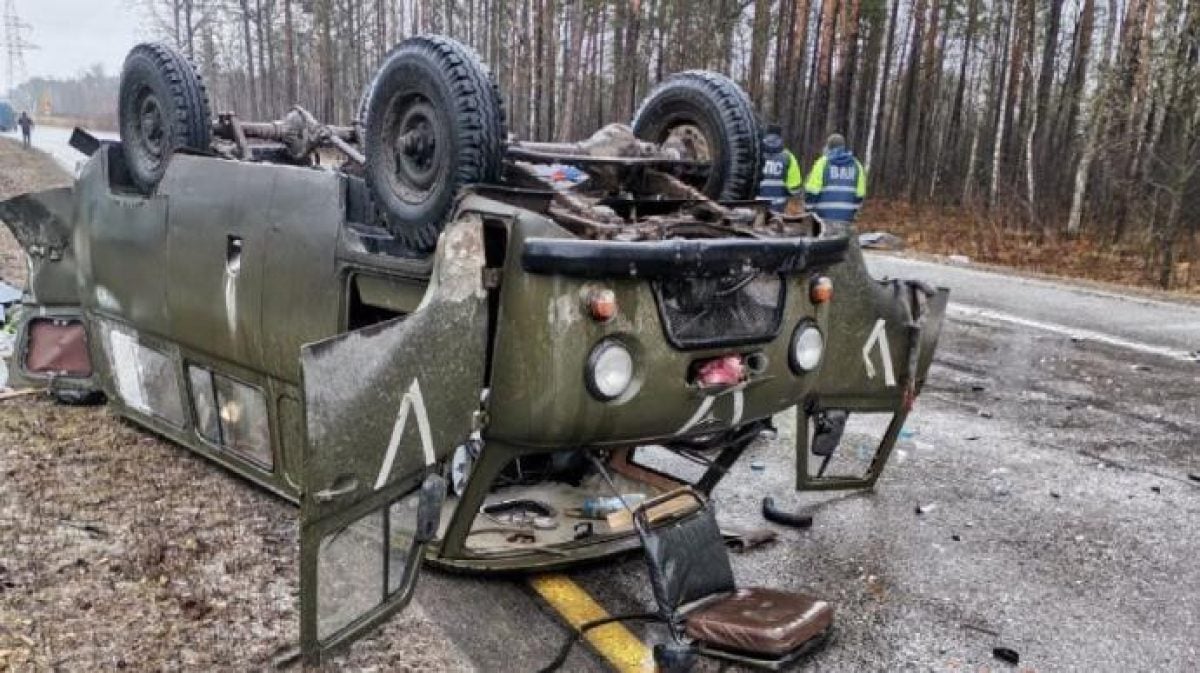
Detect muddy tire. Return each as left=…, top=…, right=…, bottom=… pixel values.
left=118, top=43, right=212, bottom=194
left=632, top=71, right=761, bottom=201
left=362, top=36, right=506, bottom=253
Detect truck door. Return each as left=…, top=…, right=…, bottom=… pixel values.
left=297, top=215, right=489, bottom=662
left=797, top=240, right=949, bottom=490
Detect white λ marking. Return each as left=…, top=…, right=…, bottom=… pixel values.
left=730, top=390, right=745, bottom=426
left=373, top=379, right=435, bottom=490
left=863, top=318, right=897, bottom=386
left=676, top=396, right=715, bottom=435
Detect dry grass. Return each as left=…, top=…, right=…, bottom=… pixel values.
left=861, top=199, right=1200, bottom=297
left=0, top=137, right=72, bottom=286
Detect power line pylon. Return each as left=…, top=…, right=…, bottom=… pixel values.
left=2, top=0, right=37, bottom=98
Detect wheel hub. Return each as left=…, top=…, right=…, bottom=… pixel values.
left=390, top=99, right=439, bottom=194
left=137, top=93, right=166, bottom=159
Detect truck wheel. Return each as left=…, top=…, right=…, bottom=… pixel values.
left=362, top=36, right=506, bottom=253
left=632, top=71, right=761, bottom=201
left=118, top=43, right=212, bottom=194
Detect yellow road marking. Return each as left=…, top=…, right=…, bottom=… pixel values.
left=529, top=574, right=656, bottom=673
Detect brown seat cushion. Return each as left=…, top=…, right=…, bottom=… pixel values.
left=684, top=587, right=833, bottom=657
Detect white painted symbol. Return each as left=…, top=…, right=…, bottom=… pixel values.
left=675, top=389, right=746, bottom=435
left=374, top=379, right=435, bottom=490
left=862, top=318, right=896, bottom=387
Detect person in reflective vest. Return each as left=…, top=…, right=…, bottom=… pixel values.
left=758, top=124, right=803, bottom=213
left=804, top=133, right=867, bottom=223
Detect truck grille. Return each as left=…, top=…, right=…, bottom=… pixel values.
left=654, top=274, right=785, bottom=349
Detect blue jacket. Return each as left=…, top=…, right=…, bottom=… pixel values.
left=758, top=133, right=803, bottom=213
left=804, top=148, right=867, bottom=223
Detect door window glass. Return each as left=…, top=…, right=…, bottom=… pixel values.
left=316, top=490, right=422, bottom=642
left=188, top=366, right=273, bottom=468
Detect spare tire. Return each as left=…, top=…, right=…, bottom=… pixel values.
left=362, top=36, right=506, bottom=253
left=632, top=71, right=761, bottom=201
left=118, top=42, right=212, bottom=193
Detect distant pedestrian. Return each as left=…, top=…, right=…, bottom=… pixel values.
left=17, top=111, right=33, bottom=149
left=804, top=133, right=867, bottom=224
left=758, top=124, right=803, bottom=213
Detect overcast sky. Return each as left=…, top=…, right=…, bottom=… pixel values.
left=8, top=0, right=147, bottom=83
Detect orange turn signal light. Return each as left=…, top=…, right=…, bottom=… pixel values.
left=810, top=276, right=834, bottom=304
left=588, top=289, right=618, bottom=321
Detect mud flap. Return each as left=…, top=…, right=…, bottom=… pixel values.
left=797, top=238, right=949, bottom=490
left=297, top=215, right=489, bottom=662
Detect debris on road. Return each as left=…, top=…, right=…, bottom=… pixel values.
left=723, top=527, right=778, bottom=553
left=761, top=498, right=814, bottom=529
left=750, top=459, right=766, bottom=471
left=858, top=231, right=905, bottom=250
left=1188, top=473, right=1200, bottom=483
left=914, top=503, right=937, bottom=515
left=947, top=254, right=971, bottom=265
left=992, top=646, right=1021, bottom=665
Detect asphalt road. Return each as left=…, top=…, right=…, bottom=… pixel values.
left=10, top=127, right=1199, bottom=670
left=401, top=256, right=1200, bottom=672
left=1, top=126, right=117, bottom=176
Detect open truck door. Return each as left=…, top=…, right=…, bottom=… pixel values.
left=297, top=215, right=489, bottom=662
left=797, top=237, right=949, bottom=491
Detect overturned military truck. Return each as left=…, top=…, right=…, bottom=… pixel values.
left=0, top=36, right=948, bottom=668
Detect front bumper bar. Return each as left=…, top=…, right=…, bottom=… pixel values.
left=520, top=235, right=850, bottom=278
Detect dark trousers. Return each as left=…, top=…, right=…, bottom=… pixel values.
left=21, top=130, right=31, bottom=148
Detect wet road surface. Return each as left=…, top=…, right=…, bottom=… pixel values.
left=389, top=256, right=1200, bottom=672
left=2, top=126, right=117, bottom=175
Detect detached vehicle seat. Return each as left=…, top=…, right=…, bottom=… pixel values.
left=632, top=489, right=833, bottom=669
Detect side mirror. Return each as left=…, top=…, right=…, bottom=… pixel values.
left=415, top=473, right=447, bottom=543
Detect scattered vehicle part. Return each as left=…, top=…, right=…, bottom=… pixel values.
left=761, top=497, right=814, bottom=529
left=993, top=646, right=1021, bottom=665
left=915, top=503, right=937, bottom=515
left=0, top=34, right=949, bottom=664
left=635, top=489, right=833, bottom=668
left=858, top=231, right=905, bottom=250
left=480, top=499, right=559, bottom=530
left=723, top=527, right=778, bottom=553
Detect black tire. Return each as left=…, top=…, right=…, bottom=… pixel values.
left=118, top=42, right=212, bottom=194
left=362, top=36, right=506, bottom=253
left=632, top=71, right=761, bottom=201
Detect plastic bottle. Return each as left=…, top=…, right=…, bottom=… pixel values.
left=576, top=494, right=646, bottom=519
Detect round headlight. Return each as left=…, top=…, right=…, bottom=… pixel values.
left=586, top=340, right=634, bottom=401
left=790, top=323, right=824, bottom=373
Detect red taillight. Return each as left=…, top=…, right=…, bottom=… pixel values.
left=587, top=289, right=618, bottom=321
left=695, top=355, right=746, bottom=388
left=810, top=276, right=833, bottom=304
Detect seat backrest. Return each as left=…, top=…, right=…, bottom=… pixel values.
left=636, top=495, right=736, bottom=616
